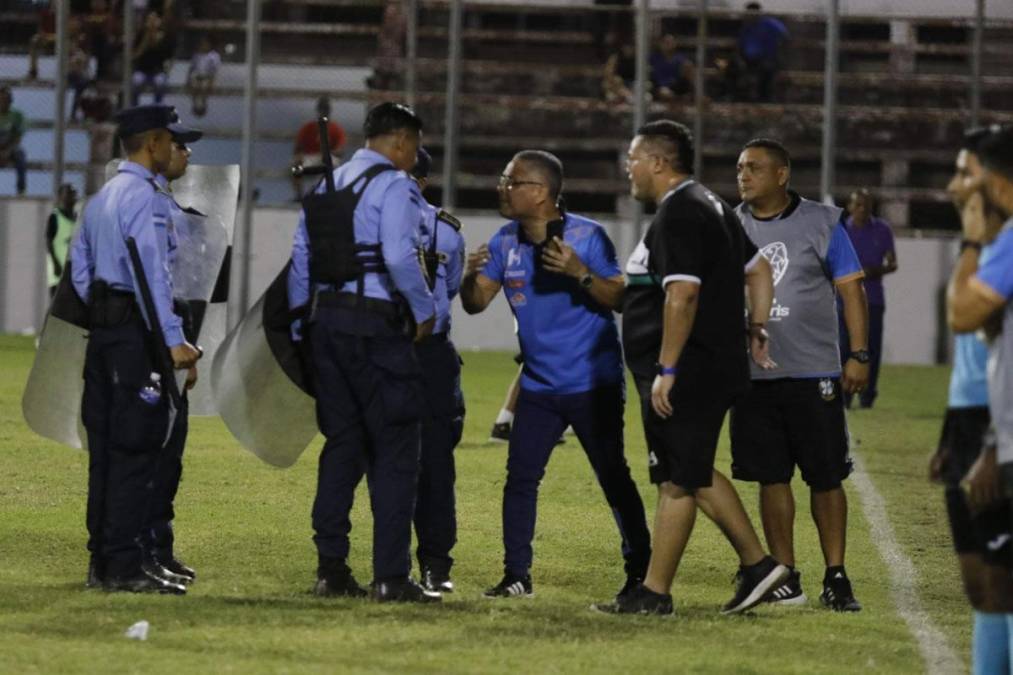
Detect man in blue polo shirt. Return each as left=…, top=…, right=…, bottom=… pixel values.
left=460, top=149, right=651, bottom=599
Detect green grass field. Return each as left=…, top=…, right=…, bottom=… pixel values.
left=0, top=334, right=967, bottom=673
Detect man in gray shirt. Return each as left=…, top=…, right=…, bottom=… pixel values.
left=948, top=125, right=1013, bottom=516
left=731, top=138, right=869, bottom=612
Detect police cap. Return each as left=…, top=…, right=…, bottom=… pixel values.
left=412, top=148, right=432, bottom=179
left=114, top=104, right=203, bottom=143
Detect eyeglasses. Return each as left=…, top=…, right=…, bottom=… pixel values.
left=499, top=175, right=544, bottom=190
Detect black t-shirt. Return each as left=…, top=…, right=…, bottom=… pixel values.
left=622, top=180, right=758, bottom=395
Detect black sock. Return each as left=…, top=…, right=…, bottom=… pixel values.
left=825, top=565, right=846, bottom=581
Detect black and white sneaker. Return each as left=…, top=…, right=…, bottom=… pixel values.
left=820, top=570, right=862, bottom=612
left=483, top=573, right=533, bottom=598
left=766, top=569, right=807, bottom=606
left=615, top=574, right=644, bottom=601
left=372, top=578, right=442, bottom=603
left=422, top=567, right=454, bottom=594
left=489, top=422, right=511, bottom=443
left=721, top=556, right=790, bottom=615
left=593, top=583, right=673, bottom=615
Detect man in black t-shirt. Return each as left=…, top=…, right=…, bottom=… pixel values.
left=596, top=120, right=787, bottom=616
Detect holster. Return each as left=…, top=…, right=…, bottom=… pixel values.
left=88, top=281, right=138, bottom=328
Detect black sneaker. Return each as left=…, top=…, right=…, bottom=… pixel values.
left=489, top=422, right=511, bottom=443
left=86, top=558, right=104, bottom=589
left=766, top=569, right=807, bottom=606
left=143, top=560, right=191, bottom=587
left=593, top=583, right=673, bottom=615
left=721, top=556, right=789, bottom=615
left=104, top=568, right=186, bottom=595
left=615, top=574, right=644, bottom=601
left=163, top=557, right=196, bottom=582
left=421, top=567, right=454, bottom=594
left=372, top=578, right=442, bottom=603
left=314, top=571, right=369, bottom=598
left=820, top=570, right=862, bottom=612
left=483, top=573, right=533, bottom=598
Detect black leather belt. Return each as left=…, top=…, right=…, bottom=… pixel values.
left=315, top=290, right=400, bottom=319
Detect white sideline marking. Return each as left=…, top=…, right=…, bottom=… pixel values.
left=851, top=453, right=964, bottom=675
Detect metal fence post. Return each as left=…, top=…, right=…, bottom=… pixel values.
left=122, top=0, right=134, bottom=108
left=53, top=0, right=69, bottom=196
left=970, top=0, right=985, bottom=128
left=235, top=0, right=262, bottom=325
left=819, top=0, right=839, bottom=204
left=441, top=0, right=462, bottom=210
left=693, top=0, right=708, bottom=178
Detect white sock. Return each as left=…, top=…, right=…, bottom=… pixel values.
left=495, top=409, right=514, bottom=425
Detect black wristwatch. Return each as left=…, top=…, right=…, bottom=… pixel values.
left=848, top=349, right=871, bottom=364
left=579, top=272, right=594, bottom=289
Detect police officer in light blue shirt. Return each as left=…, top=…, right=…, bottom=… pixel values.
left=287, top=102, right=440, bottom=603
left=408, top=148, right=466, bottom=594
left=69, top=104, right=201, bottom=594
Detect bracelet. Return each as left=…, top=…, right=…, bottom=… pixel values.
left=656, top=363, right=678, bottom=376
left=960, top=239, right=983, bottom=252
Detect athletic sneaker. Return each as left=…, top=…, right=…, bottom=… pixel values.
left=721, top=556, right=790, bottom=615
left=766, top=568, right=807, bottom=606
left=489, top=422, right=511, bottom=443
left=616, top=574, right=644, bottom=600
left=593, top=583, right=673, bottom=615
left=483, top=573, right=533, bottom=598
left=820, top=570, right=862, bottom=612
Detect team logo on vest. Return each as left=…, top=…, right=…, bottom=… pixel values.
left=509, top=292, right=527, bottom=307
left=625, top=240, right=649, bottom=275
left=818, top=377, right=836, bottom=401
left=648, top=451, right=659, bottom=467
left=760, top=242, right=789, bottom=286
left=507, top=247, right=523, bottom=268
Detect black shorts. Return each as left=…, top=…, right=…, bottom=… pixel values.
left=635, top=377, right=733, bottom=490
left=936, top=406, right=991, bottom=487
left=730, top=377, right=852, bottom=490
left=945, top=488, right=1013, bottom=568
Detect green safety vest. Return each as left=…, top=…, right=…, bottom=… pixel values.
left=47, top=209, right=74, bottom=287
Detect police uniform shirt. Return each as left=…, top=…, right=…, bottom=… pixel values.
left=481, top=212, right=624, bottom=395
left=70, top=160, right=185, bottom=346
left=419, top=199, right=464, bottom=335
left=288, top=148, right=435, bottom=323
left=735, top=192, right=864, bottom=380
left=622, top=179, right=759, bottom=396
left=973, top=219, right=1013, bottom=463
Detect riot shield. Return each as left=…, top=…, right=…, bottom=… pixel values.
left=21, top=163, right=238, bottom=449
left=211, top=263, right=318, bottom=468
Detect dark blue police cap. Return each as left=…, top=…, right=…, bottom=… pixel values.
left=412, top=147, right=432, bottom=179
left=114, top=104, right=202, bottom=143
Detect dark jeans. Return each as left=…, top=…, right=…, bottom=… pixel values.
left=413, top=335, right=465, bottom=575
left=144, top=392, right=188, bottom=563
left=839, top=303, right=885, bottom=408
left=309, top=306, right=423, bottom=582
left=502, top=384, right=651, bottom=578
left=1, top=147, right=27, bottom=193
left=82, top=319, right=171, bottom=579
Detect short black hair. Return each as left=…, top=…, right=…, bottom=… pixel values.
left=513, top=149, right=564, bottom=201
left=636, top=120, right=694, bottom=174
left=745, top=2, right=762, bottom=11
left=743, top=137, right=791, bottom=169
left=121, top=130, right=158, bottom=154
left=975, top=125, right=1013, bottom=181
left=363, top=102, right=423, bottom=139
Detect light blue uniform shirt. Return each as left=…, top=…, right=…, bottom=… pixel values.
left=419, top=199, right=464, bottom=335
left=288, top=148, right=435, bottom=324
left=948, top=243, right=994, bottom=409
left=70, top=161, right=184, bottom=347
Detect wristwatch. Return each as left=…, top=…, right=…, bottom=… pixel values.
left=656, top=363, right=678, bottom=376
left=848, top=349, right=871, bottom=364
left=579, top=272, right=594, bottom=288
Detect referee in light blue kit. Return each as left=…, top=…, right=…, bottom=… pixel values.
left=288, top=102, right=439, bottom=603
left=460, top=149, right=651, bottom=599
left=409, top=148, right=467, bottom=593
left=70, top=104, right=202, bottom=594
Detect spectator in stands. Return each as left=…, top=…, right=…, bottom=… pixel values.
left=291, top=97, right=347, bottom=200
left=731, top=2, right=788, bottom=102
left=369, top=0, right=407, bottom=91
left=0, top=86, right=28, bottom=196
left=46, top=184, right=78, bottom=297
left=68, top=32, right=94, bottom=122
left=83, top=0, right=118, bottom=83
left=27, top=7, right=56, bottom=81
left=838, top=188, right=898, bottom=409
left=187, top=35, right=221, bottom=118
left=131, top=10, right=175, bottom=105
left=602, top=31, right=637, bottom=105
left=649, top=34, right=696, bottom=102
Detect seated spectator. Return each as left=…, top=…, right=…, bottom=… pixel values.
left=291, top=97, right=347, bottom=200
left=187, top=35, right=221, bottom=117
left=0, top=86, right=28, bottom=195
left=27, top=7, right=56, bottom=80
left=602, top=31, right=637, bottom=105
left=131, top=10, right=175, bottom=105
left=82, top=0, right=119, bottom=83
left=649, top=33, right=696, bottom=102
left=68, top=32, right=94, bottom=122
left=732, top=1, right=788, bottom=102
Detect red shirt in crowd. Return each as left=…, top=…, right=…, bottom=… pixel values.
left=295, top=120, right=346, bottom=156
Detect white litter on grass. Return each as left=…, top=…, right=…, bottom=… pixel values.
left=850, top=452, right=964, bottom=675
left=124, top=620, right=150, bottom=641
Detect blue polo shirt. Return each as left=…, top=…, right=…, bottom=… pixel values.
left=480, top=213, right=624, bottom=395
